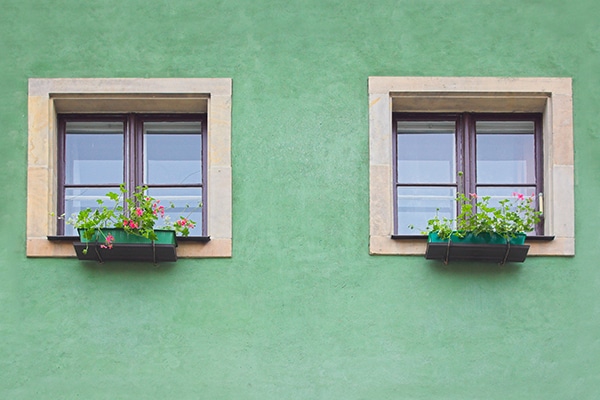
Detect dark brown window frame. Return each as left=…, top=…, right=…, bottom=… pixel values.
left=392, top=112, right=544, bottom=237
left=56, top=113, right=208, bottom=237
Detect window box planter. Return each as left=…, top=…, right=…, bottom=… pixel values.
left=425, top=231, right=529, bottom=265
left=74, top=228, right=178, bottom=263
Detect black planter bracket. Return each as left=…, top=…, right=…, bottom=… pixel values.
left=73, top=242, right=178, bottom=264
left=425, top=241, right=530, bottom=265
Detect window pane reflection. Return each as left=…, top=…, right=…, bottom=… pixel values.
left=65, top=187, right=120, bottom=236
left=65, top=121, right=123, bottom=184
left=396, top=186, right=456, bottom=234
left=144, top=121, right=202, bottom=185
left=147, top=187, right=203, bottom=236
left=477, top=186, right=538, bottom=234
left=397, top=121, right=455, bottom=184
left=476, top=121, right=535, bottom=184
left=477, top=187, right=537, bottom=207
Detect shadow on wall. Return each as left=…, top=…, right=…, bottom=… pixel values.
left=78, top=260, right=178, bottom=275
left=426, top=260, right=522, bottom=276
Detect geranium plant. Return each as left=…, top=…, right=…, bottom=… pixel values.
left=67, top=184, right=198, bottom=253
left=422, top=191, right=542, bottom=241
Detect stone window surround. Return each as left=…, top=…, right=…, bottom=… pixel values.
left=369, top=76, right=574, bottom=256
left=27, top=78, right=232, bottom=258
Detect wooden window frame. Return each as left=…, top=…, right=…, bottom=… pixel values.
left=392, top=112, right=544, bottom=236
left=57, top=113, right=208, bottom=237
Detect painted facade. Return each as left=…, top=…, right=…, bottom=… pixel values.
left=2, top=1, right=599, bottom=398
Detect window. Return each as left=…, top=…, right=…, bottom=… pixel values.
left=393, top=113, right=543, bottom=236
left=58, top=114, right=207, bottom=237
left=369, top=77, right=574, bottom=256
left=27, top=78, right=232, bottom=258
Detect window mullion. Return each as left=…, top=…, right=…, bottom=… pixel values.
left=126, top=113, right=142, bottom=193
left=455, top=114, right=464, bottom=194
left=462, top=112, right=477, bottom=196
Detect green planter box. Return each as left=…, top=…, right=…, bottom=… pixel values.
left=428, top=231, right=526, bottom=246
left=74, top=228, right=178, bottom=263
left=426, top=231, right=529, bottom=264
left=78, top=228, right=177, bottom=245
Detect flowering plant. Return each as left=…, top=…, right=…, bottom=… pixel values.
left=67, top=184, right=197, bottom=252
left=422, top=191, right=542, bottom=240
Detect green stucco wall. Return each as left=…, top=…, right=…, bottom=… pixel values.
left=1, top=1, right=599, bottom=398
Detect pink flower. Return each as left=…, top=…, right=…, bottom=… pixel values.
left=469, top=193, right=477, bottom=198
left=513, top=192, right=525, bottom=200
left=136, top=208, right=143, bottom=216
left=101, top=235, right=113, bottom=249
left=129, top=221, right=138, bottom=229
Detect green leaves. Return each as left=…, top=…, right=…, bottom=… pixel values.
left=106, top=191, right=120, bottom=201
left=66, top=184, right=200, bottom=247
left=423, top=192, right=542, bottom=240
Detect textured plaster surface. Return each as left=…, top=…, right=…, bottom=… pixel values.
left=2, top=1, right=599, bottom=399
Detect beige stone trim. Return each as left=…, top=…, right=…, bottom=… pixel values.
left=369, top=76, right=574, bottom=256
left=27, top=238, right=232, bottom=258
left=369, top=236, right=574, bottom=257
left=27, top=78, right=232, bottom=258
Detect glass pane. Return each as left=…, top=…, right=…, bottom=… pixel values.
left=64, top=187, right=121, bottom=236
left=477, top=186, right=537, bottom=208
left=147, top=187, right=203, bottom=236
left=65, top=121, right=124, bottom=184
left=144, top=121, right=202, bottom=185
left=476, top=121, right=535, bottom=184
left=477, top=187, right=538, bottom=234
left=396, top=186, right=456, bottom=234
left=397, top=121, right=455, bottom=184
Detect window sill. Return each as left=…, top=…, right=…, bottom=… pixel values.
left=48, top=235, right=212, bottom=242
left=391, top=234, right=555, bottom=241
left=371, top=234, right=570, bottom=256
left=29, top=236, right=229, bottom=258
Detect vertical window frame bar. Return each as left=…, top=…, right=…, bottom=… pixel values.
left=56, top=117, right=67, bottom=235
